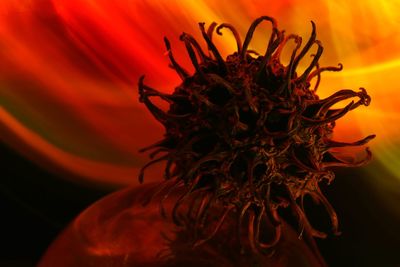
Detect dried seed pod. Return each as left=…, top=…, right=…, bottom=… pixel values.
left=138, top=16, right=375, bottom=259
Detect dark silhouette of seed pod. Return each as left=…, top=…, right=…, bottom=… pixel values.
left=138, top=16, right=375, bottom=264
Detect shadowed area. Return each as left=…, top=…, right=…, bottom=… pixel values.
left=0, top=141, right=111, bottom=266
left=1, top=140, right=400, bottom=266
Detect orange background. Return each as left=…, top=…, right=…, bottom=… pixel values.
left=1, top=1, right=399, bottom=211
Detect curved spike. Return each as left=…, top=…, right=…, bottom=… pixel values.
left=359, top=88, right=371, bottom=106
left=193, top=191, right=211, bottom=225
left=264, top=184, right=282, bottom=226
left=326, top=134, right=376, bottom=148
left=199, top=22, right=227, bottom=74
left=196, top=192, right=217, bottom=231
left=241, top=16, right=278, bottom=60
left=291, top=21, right=317, bottom=76
left=149, top=148, right=169, bottom=159
left=140, top=89, right=191, bottom=118
left=138, top=138, right=171, bottom=153
left=258, top=30, right=284, bottom=70
left=139, top=76, right=188, bottom=125
left=319, top=89, right=360, bottom=103
left=216, top=23, right=242, bottom=54
left=164, top=37, right=190, bottom=80
left=284, top=36, right=303, bottom=94
left=319, top=88, right=370, bottom=117
left=247, top=210, right=258, bottom=253
left=294, top=207, right=329, bottom=267
left=254, top=205, right=282, bottom=250
left=307, top=63, right=343, bottom=84
left=310, top=189, right=341, bottom=235
left=180, top=32, right=208, bottom=63
left=180, top=33, right=205, bottom=77
left=322, top=147, right=372, bottom=168
left=206, top=22, right=218, bottom=41
left=283, top=183, right=327, bottom=238
left=138, top=154, right=169, bottom=183
left=187, top=192, right=211, bottom=241
left=311, top=61, right=322, bottom=92
left=302, top=100, right=354, bottom=125
left=297, top=40, right=324, bottom=83
left=273, top=34, right=301, bottom=62
left=185, top=151, right=230, bottom=181
left=302, top=88, right=368, bottom=118
left=139, top=82, right=174, bottom=103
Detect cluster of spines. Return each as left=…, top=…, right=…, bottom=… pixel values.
left=138, top=16, right=375, bottom=258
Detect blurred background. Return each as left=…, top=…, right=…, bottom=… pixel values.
left=1, top=1, right=400, bottom=266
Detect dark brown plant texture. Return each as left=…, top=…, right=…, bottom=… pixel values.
left=138, top=16, right=375, bottom=256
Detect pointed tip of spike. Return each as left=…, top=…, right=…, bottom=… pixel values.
left=198, top=22, right=206, bottom=32
left=163, top=37, right=171, bottom=49
left=138, top=75, right=145, bottom=83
